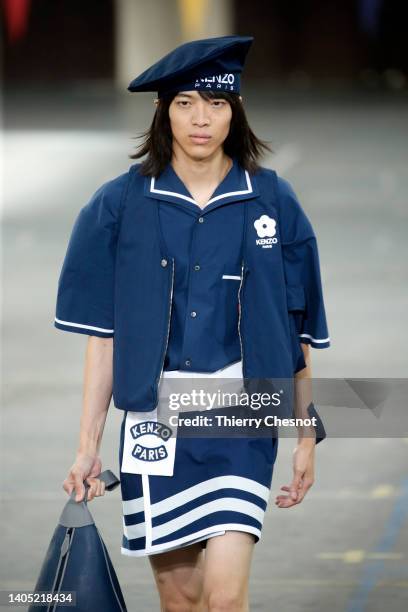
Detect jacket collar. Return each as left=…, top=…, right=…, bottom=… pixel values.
left=144, top=155, right=259, bottom=212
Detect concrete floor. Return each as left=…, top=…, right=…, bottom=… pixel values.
left=1, top=84, right=408, bottom=611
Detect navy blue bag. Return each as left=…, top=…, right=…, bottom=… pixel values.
left=29, top=470, right=127, bottom=612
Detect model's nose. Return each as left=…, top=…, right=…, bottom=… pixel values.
left=192, top=104, right=210, bottom=125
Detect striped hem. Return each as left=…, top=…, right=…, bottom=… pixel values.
left=121, top=524, right=261, bottom=557
left=121, top=474, right=267, bottom=557
left=54, top=318, right=114, bottom=337
left=299, top=333, right=330, bottom=348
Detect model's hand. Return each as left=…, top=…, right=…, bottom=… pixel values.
left=275, top=439, right=315, bottom=508
left=62, top=453, right=106, bottom=503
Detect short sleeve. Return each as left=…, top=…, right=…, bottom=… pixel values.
left=278, top=176, right=331, bottom=352
left=54, top=176, right=124, bottom=338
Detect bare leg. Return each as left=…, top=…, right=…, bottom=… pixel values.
left=201, top=531, right=255, bottom=612
left=149, top=542, right=206, bottom=612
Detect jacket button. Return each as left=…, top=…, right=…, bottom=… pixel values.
left=198, top=217, right=204, bottom=223
left=161, top=258, right=168, bottom=267
left=194, top=264, right=200, bottom=271
left=185, top=359, right=191, bottom=367
left=190, top=311, right=197, bottom=318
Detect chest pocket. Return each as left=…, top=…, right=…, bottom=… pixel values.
left=215, top=264, right=242, bottom=345
left=286, top=284, right=307, bottom=373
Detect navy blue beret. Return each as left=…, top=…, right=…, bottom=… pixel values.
left=128, top=35, right=254, bottom=98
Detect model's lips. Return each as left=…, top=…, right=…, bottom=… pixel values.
left=189, top=135, right=211, bottom=144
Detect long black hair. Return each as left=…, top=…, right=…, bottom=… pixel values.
left=129, top=90, right=274, bottom=177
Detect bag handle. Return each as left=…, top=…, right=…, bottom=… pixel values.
left=61, top=470, right=120, bottom=527
left=69, top=469, right=120, bottom=503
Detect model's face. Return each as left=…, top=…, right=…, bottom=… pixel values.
left=168, top=90, right=233, bottom=160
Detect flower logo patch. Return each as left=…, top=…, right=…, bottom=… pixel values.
left=253, top=214, right=278, bottom=248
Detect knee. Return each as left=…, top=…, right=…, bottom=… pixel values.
left=158, top=579, right=202, bottom=612
left=204, top=587, right=248, bottom=611
left=162, top=602, right=196, bottom=612
left=162, top=604, right=193, bottom=612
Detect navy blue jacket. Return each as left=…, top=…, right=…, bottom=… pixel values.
left=54, top=162, right=330, bottom=435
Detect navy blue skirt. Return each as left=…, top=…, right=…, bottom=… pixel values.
left=119, top=405, right=279, bottom=557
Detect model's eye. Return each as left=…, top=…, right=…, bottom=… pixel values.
left=211, top=100, right=225, bottom=107
left=177, top=100, right=191, bottom=107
